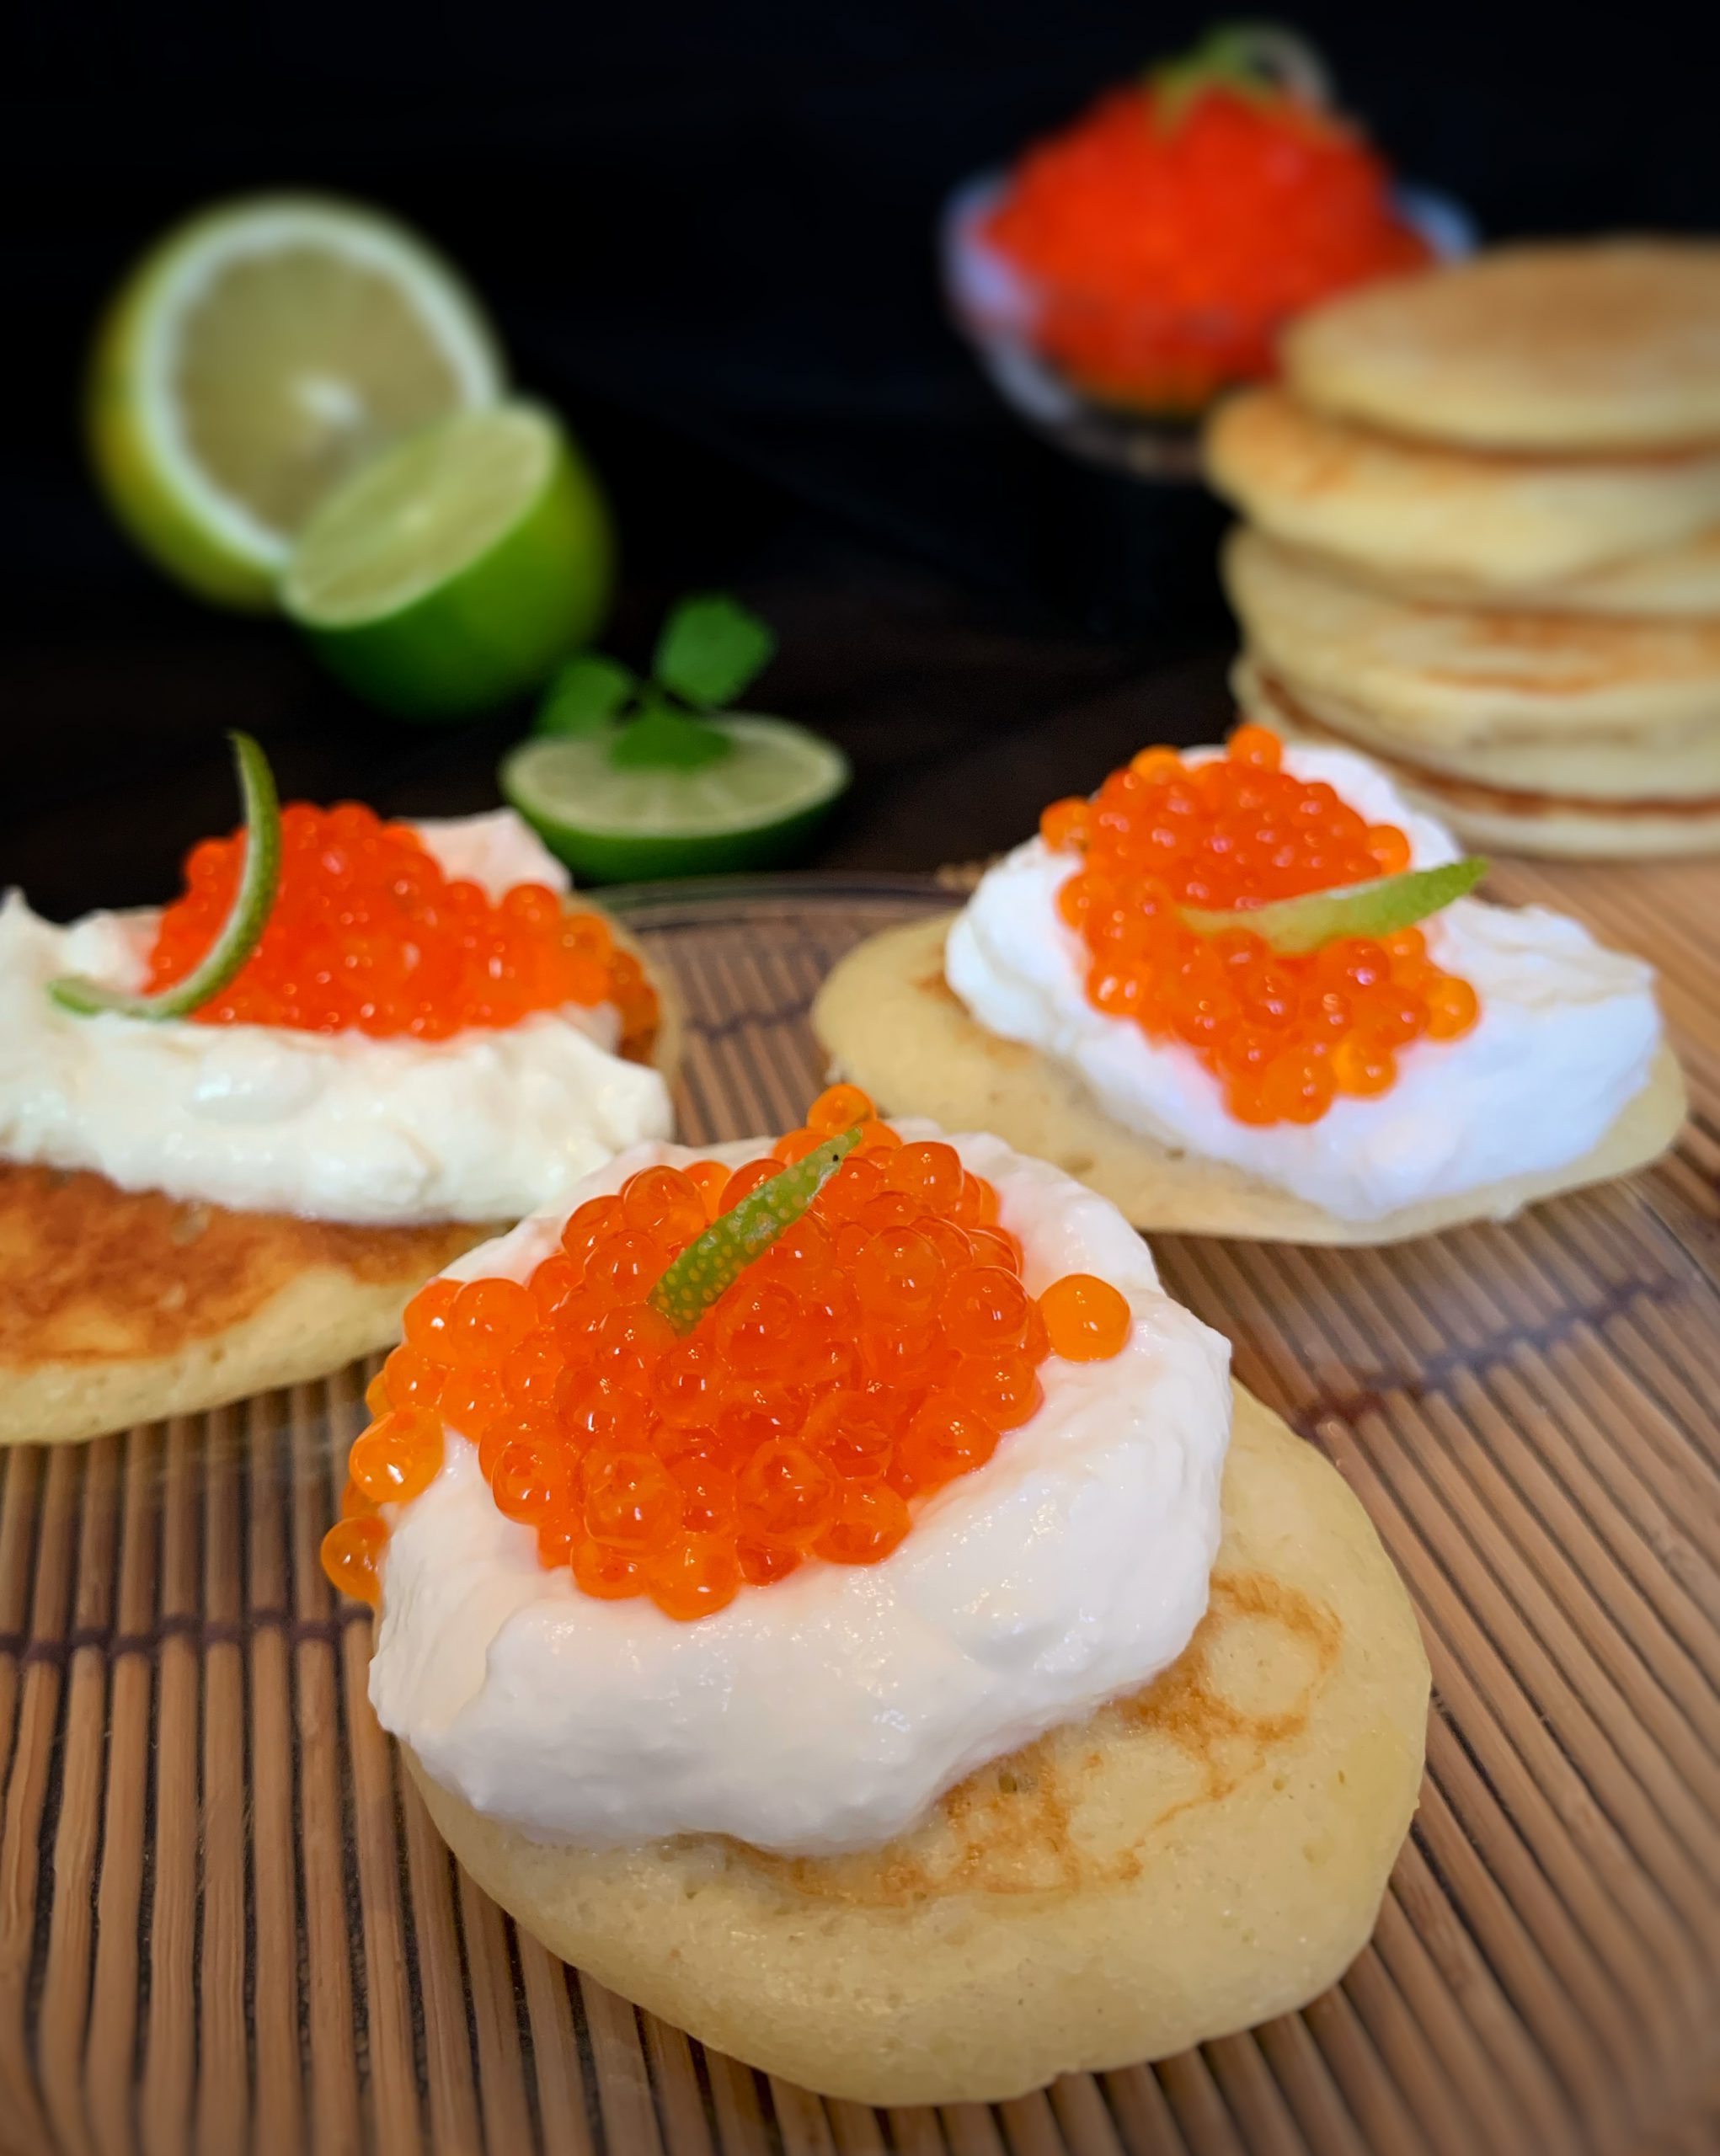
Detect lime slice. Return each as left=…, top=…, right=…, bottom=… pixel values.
left=500, top=715, right=851, bottom=882
left=281, top=404, right=614, bottom=718
left=1182, top=858, right=1488, bottom=953
left=88, top=194, right=505, bottom=608
left=50, top=731, right=282, bottom=1018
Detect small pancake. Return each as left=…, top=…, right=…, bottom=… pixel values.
left=0, top=1166, right=490, bottom=1447
left=1237, top=665, right=1720, bottom=862
left=1223, top=526, right=1720, bottom=747
left=1289, top=525, right=1720, bottom=621
left=0, top=909, right=681, bottom=1446
left=1233, top=659, right=1720, bottom=803
left=406, top=1385, right=1431, bottom=2105
left=1205, top=389, right=1720, bottom=591
left=1284, top=239, right=1720, bottom=452
left=809, top=917, right=1685, bottom=1244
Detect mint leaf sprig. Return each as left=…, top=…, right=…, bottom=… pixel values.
left=535, top=594, right=778, bottom=773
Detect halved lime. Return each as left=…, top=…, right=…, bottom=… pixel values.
left=500, top=716, right=850, bottom=881
left=280, top=403, right=614, bottom=718
left=88, top=194, right=505, bottom=608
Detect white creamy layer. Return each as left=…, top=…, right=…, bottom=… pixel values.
left=0, top=811, right=671, bottom=1225
left=370, top=1129, right=1232, bottom=1856
left=945, top=744, right=1662, bottom=1221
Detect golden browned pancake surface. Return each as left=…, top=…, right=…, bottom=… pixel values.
left=0, top=1164, right=489, bottom=1446
left=406, top=1385, right=1431, bottom=2103
left=0, top=1165, right=478, bottom=1365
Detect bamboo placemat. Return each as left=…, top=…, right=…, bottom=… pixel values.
left=0, top=867, right=1715, bottom=2156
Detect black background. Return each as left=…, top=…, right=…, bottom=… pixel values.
left=7, top=1, right=1719, bottom=914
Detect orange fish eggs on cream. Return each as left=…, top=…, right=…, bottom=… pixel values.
left=1041, top=727, right=1478, bottom=1126
left=149, top=800, right=658, bottom=1054
left=323, top=1088, right=1135, bottom=1622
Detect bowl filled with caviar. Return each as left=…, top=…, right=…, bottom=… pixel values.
left=943, top=23, right=1474, bottom=479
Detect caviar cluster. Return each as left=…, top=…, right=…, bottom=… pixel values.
left=321, top=1088, right=1132, bottom=1621
left=1041, top=727, right=1480, bottom=1126
left=985, top=85, right=1429, bottom=404
left=147, top=801, right=658, bottom=1053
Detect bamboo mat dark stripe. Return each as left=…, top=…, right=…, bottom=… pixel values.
left=0, top=870, right=1715, bottom=2156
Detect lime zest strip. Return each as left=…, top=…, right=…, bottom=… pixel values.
left=49, top=730, right=283, bottom=1020
left=649, top=1126, right=863, bottom=1336
left=1181, top=857, right=1488, bottom=955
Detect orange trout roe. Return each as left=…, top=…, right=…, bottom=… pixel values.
left=145, top=800, right=659, bottom=1053
left=1041, top=726, right=1480, bottom=1127
left=320, top=1088, right=1133, bottom=1619
left=983, top=84, right=1430, bottom=407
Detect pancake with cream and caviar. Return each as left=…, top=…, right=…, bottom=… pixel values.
left=326, top=1094, right=1429, bottom=2102
left=1205, top=387, right=1720, bottom=597
left=1237, top=661, right=1720, bottom=861
left=1282, top=239, right=1720, bottom=453
left=814, top=728, right=1682, bottom=1242
left=0, top=740, right=676, bottom=1446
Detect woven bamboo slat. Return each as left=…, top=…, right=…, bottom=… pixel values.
left=0, top=868, right=1714, bottom=2156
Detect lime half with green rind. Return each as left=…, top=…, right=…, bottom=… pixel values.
left=501, top=715, right=850, bottom=883
left=281, top=403, right=613, bottom=718
left=1182, top=858, right=1488, bottom=953
left=50, top=731, right=282, bottom=1018
left=88, top=194, right=504, bottom=610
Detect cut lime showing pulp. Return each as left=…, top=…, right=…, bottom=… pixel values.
left=88, top=194, right=504, bottom=608
left=281, top=404, right=614, bottom=718
left=500, top=716, right=850, bottom=882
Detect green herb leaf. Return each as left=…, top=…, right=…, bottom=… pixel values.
left=606, top=685, right=734, bottom=772
left=652, top=594, right=777, bottom=710
left=50, top=730, right=283, bottom=1020
left=1181, top=858, right=1488, bottom=955
left=649, top=1128, right=863, bottom=1335
left=536, top=654, right=639, bottom=739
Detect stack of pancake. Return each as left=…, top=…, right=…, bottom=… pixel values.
left=1205, top=240, right=1720, bottom=857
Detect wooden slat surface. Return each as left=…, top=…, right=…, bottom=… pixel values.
left=0, top=866, right=1715, bottom=2156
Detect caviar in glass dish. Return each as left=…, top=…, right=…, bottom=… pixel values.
left=942, top=28, right=1469, bottom=476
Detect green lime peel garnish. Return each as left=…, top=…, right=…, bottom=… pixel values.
left=649, top=1125, right=863, bottom=1337
left=1147, top=23, right=1333, bottom=131
left=49, top=729, right=282, bottom=1020
left=1181, top=858, right=1488, bottom=956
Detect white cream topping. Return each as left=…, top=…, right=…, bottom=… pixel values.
left=370, top=1129, right=1231, bottom=1856
left=945, top=744, right=1662, bottom=1222
left=0, top=812, right=672, bottom=1225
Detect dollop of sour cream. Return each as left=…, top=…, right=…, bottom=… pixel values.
left=945, top=744, right=1662, bottom=1222
left=0, top=812, right=672, bottom=1225
left=370, top=1129, right=1232, bottom=1857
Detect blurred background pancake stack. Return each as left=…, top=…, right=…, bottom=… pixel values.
left=1205, top=239, right=1720, bottom=856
